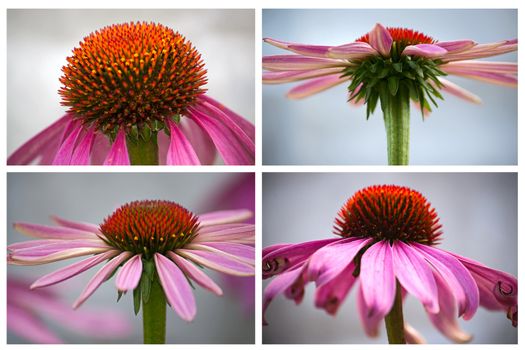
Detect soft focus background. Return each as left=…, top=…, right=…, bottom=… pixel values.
left=7, top=9, right=254, bottom=158
left=262, top=173, right=517, bottom=344
left=262, top=9, right=517, bottom=165
left=7, top=173, right=255, bottom=344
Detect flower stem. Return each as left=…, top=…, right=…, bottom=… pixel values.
left=384, top=280, right=406, bottom=344
left=382, top=85, right=410, bottom=165
left=126, top=134, right=159, bottom=165
left=142, top=278, right=167, bottom=344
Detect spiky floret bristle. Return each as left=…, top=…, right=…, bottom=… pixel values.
left=334, top=185, right=442, bottom=245
left=99, top=200, right=199, bottom=256
left=59, top=22, right=207, bottom=135
left=356, top=27, right=435, bottom=48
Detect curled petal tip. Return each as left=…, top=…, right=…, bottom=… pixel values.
left=368, top=23, right=393, bottom=57
left=403, top=44, right=448, bottom=58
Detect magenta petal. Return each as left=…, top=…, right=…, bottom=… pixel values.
left=287, top=74, right=348, bottom=99
left=8, top=114, right=71, bottom=165
left=177, top=118, right=216, bottom=165
left=7, top=304, right=63, bottom=343
left=90, top=133, right=111, bottom=165
left=402, top=44, right=448, bottom=58
left=177, top=249, right=254, bottom=276
left=392, top=241, right=439, bottom=313
left=73, top=251, right=132, bottom=308
left=13, top=222, right=98, bottom=240
left=328, top=42, right=379, bottom=59
left=356, top=283, right=383, bottom=337
left=50, top=215, right=101, bottom=234
left=314, top=262, right=357, bottom=315
left=442, top=61, right=517, bottom=74
left=103, top=129, right=130, bottom=165
left=166, top=120, right=201, bottom=165
left=52, top=121, right=83, bottom=165
left=368, top=23, right=393, bottom=57
left=70, top=127, right=96, bottom=165
left=154, top=253, right=196, bottom=322
left=168, top=252, right=223, bottom=296
left=359, top=241, right=396, bottom=317
left=193, top=224, right=254, bottom=244
left=263, top=266, right=305, bottom=325
left=188, top=242, right=254, bottom=265
left=199, top=209, right=252, bottom=226
left=436, top=40, right=476, bottom=53
left=441, top=67, right=517, bottom=87
left=115, top=254, right=143, bottom=292
left=263, top=55, right=348, bottom=71
left=435, top=78, right=482, bottom=104
left=31, top=250, right=119, bottom=289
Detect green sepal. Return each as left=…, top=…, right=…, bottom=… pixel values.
left=141, top=259, right=155, bottom=304
left=133, top=286, right=142, bottom=315
left=388, top=76, right=400, bottom=96
left=117, top=290, right=124, bottom=302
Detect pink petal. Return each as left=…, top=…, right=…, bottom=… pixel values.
left=9, top=247, right=111, bottom=265
left=198, top=209, right=252, bottom=226
left=434, top=78, right=482, bottom=104
left=263, top=55, right=349, bottom=71
left=13, top=222, right=99, bottom=240
left=287, top=74, right=348, bottom=99
left=392, top=241, right=439, bottom=313
left=166, top=119, right=201, bottom=165
left=356, top=283, right=383, bottom=337
left=168, top=252, right=223, bottom=296
left=103, top=129, right=130, bottom=165
left=263, top=68, right=344, bottom=84
left=30, top=250, right=119, bottom=289
left=7, top=304, right=63, bottom=343
left=263, top=266, right=305, bottom=325
left=177, top=248, right=254, bottom=276
left=70, top=127, right=96, bottom=165
left=435, top=40, right=476, bottom=53
left=402, top=44, right=448, bottom=58
left=178, top=118, right=217, bottom=165
left=359, top=240, right=396, bottom=317
left=9, top=239, right=107, bottom=256
left=404, top=324, right=426, bottom=344
left=314, top=262, right=357, bottom=315
left=187, top=242, right=254, bottom=265
left=7, top=114, right=71, bottom=165
left=263, top=37, right=295, bottom=50
left=287, top=44, right=333, bottom=57
left=73, top=251, right=132, bottom=309
left=115, top=253, right=143, bottom=292
left=328, top=42, right=379, bottom=59
left=443, top=40, right=517, bottom=62
left=368, top=23, right=393, bottom=57
left=52, top=121, right=84, bottom=165
left=193, top=224, right=255, bottom=244
left=441, top=67, right=517, bottom=87
left=442, top=60, right=517, bottom=74
left=154, top=253, right=196, bottom=322
left=49, top=215, right=101, bottom=234
left=90, top=133, right=111, bottom=165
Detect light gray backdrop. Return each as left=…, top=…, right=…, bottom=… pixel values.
left=7, top=173, right=255, bottom=344
left=262, top=9, right=517, bottom=165
left=262, top=172, right=517, bottom=343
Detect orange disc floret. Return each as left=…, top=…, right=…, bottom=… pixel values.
left=333, top=185, right=442, bottom=245
left=59, top=22, right=207, bottom=134
left=99, top=200, right=200, bottom=255
left=357, top=27, right=435, bottom=47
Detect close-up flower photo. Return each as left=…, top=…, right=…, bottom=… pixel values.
left=263, top=9, right=517, bottom=165
left=7, top=9, right=255, bottom=165
left=7, top=172, right=255, bottom=343
left=262, top=172, right=517, bottom=343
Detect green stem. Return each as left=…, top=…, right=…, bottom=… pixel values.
left=383, top=85, right=410, bottom=165
left=142, top=279, right=167, bottom=344
left=384, top=281, right=406, bottom=344
left=126, top=134, right=159, bottom=165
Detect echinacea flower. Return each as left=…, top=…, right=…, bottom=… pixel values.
left=263, top=23, right=517, bottom=165
left=8, top=200, right=255, bottom=344
left=263, top=185, right=517, bottom=343
left=7, top=276, right=131, bottom=344
left=8, top=22, right=255, bottom=166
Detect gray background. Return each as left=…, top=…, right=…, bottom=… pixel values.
left=7, top=9, right=255, bottom=156
left=262, top=9, right=517, bottom=165
left=263, top=172, right=517, bottom=343
left=7, top=173, right=255, bottom=344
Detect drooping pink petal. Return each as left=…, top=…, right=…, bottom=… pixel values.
left=426, top=272, right=472, bottom=343
left=402, top=44, right=448, bottom=58
left=193, top=223, right=255, bottom=244
left=154, top=253, right=196, bottom=322
left=440, top=67, right=517, bottom=87
left=263, top=55, right=349, bottom=71
left=103, top=129, right=130, bottom=165
left=198, top=209, right=252, bottom=226
left=73, top=251, right=132, bottom=309
left=263, top=238, right=340, bottom=279
left=263, top=265, right=305, bottom=325
left=166, top=119, right=201, bottom=165
left=263, top=67, right=344, bottom=84
left=52, top=121, right=84, bottom=165
left=168, top=252, right=223, bottom=296
left=8, top=114, right=71, bottom=165
left=178, top=117, right=217, bottom=165
left=177, top=248, right=254, bottom=276
left=368, top=23, right=393, bottom=57
left=442, top=60, right=517, bottom=74
left=70, top=127, right=96, bottom=165
left=328, top=42, right=379, bottom=59
left=359, top=240, right=396, bottom=318
left=187, top=242, right=254, bottom=265
left=115, top=254, right=143, bottom=292
left=13, top=222, right=100, bottom=240
left=435, top=40, right=476, bottom=53
left=404, top=324, right=426, bottom=344
left=7, top=304, right=63, bottom=343
left=314, top=262, right=357, bottom=315
left=434, top=78, right=482, bottom=104
left=30, top=250, right=119, bottom=289
left=287, top=74, right=349, bottom=99
left=392, top=241, right=439, bottom=314
left=49, top=215, right=101, bottom=234
left=307, top=237, right=370, bottom=285
left=356, top=283, right=383, bottom=337
left=413, top=243, right=479, bottom=320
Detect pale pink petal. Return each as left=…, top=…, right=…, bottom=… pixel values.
left=356, top=283, right=383, bottom=337
left=49, top=215, right=101, bottom=234
left=73, top=251, right=132, bottom=308
left=435, top=40, right=476, bottom=53
left=441, top=67, right=517, bottom=87
left=115, top=254, right=143, bottom=292
left=263, top=37, right=296, bottom=50
left=392, top=241, right=439, bottom=313
left=193, top=224, right=254, bottom=244
left=168, top=252, right=223, bottom=296
left=402, top=44, right=448, bottom=58
left=443, top=40, right=517, bottom=62
left=103, top=129, right=130, bottom=165
left=360, top=240, right=396, bottom=317
left=9, top=247, right=112, bottom=266
left=154, top=253, right=196, bottom=322
left=177, top=249, right=254, bottom=276
left=328, top=42, right=379, bottom=59
left=7, top=304, right=63, bottom=343
left=368, top=23, right=393, bottom=57
left=263, top=265, right=305, bottom=325
left=178, top=118, right=217, bottom=165
left=198, top=209, right=252, bottom=226
left=52, top=121, right=84, bottom=165
left=8, top=114, right=71, bottom=165
left=442, top=61, right=517, bottom=74
left=187, top=242, right=254, bottom=265
left=13, top=222, right=100, bottom=240
left=314, top=262, right=357, bottom=315
left=166, top=119, right=201, bottom=165
left=435, top=78, right=482, bottom=104
left=90, top=133, right=111, bottom=165
left=287, top=74, right=349, bottom=99
left=70, top=127, right=96, bottom=165
left=404, top=324, right=426, bottom=344
left=263, top=55, right=349, bottom=71
left=263, top=68, right=343, bottom=84
left=287, top=44, right=333, bottom=57
left=8, top=239, right=107, bottom=255
left=30, top=250, right=119, bottom=289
